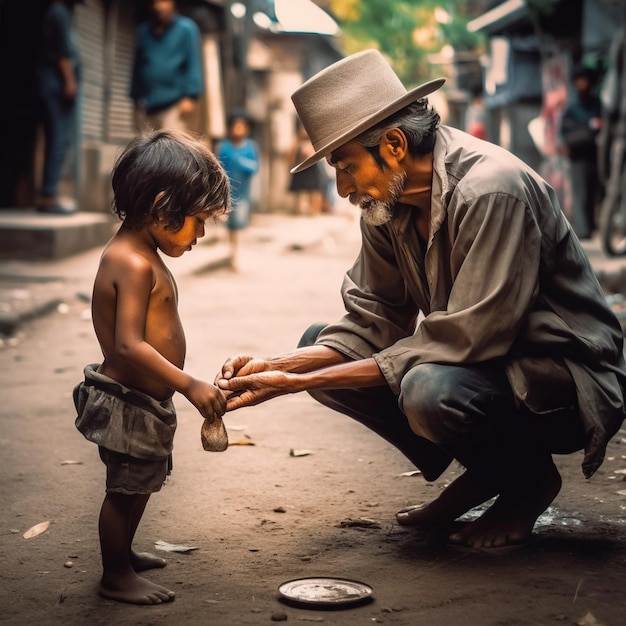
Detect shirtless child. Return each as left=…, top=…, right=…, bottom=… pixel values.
left=73, top=130, right=230, bottom=605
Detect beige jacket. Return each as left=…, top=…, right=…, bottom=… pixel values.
left=317, top=125, right=626, bottom=478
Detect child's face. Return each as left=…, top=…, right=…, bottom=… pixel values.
left=230, top=118, right=250, bottom=142
left=151, top=208, right=217, bottom=258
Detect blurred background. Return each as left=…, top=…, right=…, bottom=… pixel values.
left=0, top=0, right=623, bottom=243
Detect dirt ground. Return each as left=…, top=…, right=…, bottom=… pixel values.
left=1, top=214, right=625, bottom=626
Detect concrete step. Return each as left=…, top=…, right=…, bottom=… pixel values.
left=0, top=210, right=116, bottom=261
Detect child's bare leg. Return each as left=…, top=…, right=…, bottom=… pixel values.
left=448, top=457, right=561, bottom=549
left=127, top=494, right=167, bottom=572
left=228, top=230, right=239, bottom=271
left=397, top=468, right=498, bottom=526
left=99, top=492, right=175, bottom=605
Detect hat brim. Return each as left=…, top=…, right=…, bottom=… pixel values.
left=291, top=77, right=445, bottom=174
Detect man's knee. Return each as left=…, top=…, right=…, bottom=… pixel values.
left=297, top=323, right=327, bottom=349
left=399, top=363, right=494, bottom=443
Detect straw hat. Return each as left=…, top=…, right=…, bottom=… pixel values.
left=290, top=49, right=445, bottom=173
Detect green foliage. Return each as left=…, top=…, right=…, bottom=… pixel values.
left=438, top=13, right=484, bottom=52
left=330, top=0, right=485, bottom=84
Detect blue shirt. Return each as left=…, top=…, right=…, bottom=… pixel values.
left=218, top=138, right=259, bottom=203
left=38, top=3, right=81, bottom=89
left=130, top=14, right=203, bottom=112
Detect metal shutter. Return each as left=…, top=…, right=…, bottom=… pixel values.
left=75, top=0, right=105, bottom=142
left=106, top=1, right=136, bottom=142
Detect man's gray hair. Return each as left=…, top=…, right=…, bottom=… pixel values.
left=355, top=99, right=441, bottom=156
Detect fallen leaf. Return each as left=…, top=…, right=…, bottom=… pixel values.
left=400, top=470, right=422, bottom=477
left=290, top=449, right=312, bottom=457
left=613, top=468, right=626, bottom=474
left=338, top=517, right=381, bottom=529
left=616, top=489, right=626, bottom=496
left=60, top=460, right=83, bottom=466
left=154, top=539, right=198, bottom=553
left=229, top=439, right=256, bottom=446
left=23, top=521, right=50, bottom=539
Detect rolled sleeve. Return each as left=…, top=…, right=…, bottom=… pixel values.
left=316, top=220, right=420, bottom=363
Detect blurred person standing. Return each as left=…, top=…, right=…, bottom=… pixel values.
left=217, top=111, right=259, bottom=271
left=36, top=0, right=83, bottom=215
left=559, top=65, right=603, bottom=240
left=130, top=0, right=203, bottom=132
left=465, top=91, right=486, bottom=140
left=288, top=125, right=330, bottom=215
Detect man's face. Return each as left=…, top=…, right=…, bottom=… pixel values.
left=328, top=140, right=406, bottom=226
left=152, top=0, right=176, bottom=24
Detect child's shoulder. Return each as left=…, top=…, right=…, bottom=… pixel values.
left=97, top=232, right=156, bottom=278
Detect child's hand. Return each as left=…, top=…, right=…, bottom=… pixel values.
left=185, top=378, right=226, bottom=423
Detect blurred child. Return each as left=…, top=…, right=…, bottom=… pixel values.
left=73, top=129, right=230, bottom=605
left=217, top=110, right=259, bottom=270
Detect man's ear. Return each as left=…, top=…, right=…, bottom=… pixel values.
left=381, top=128, right=408, bottom=162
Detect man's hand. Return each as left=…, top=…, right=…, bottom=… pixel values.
left=217, top=370, right=297, bottom=411
left=184, top=378, right=227, bottom=422
left=58, top=58, right=76, bottom=103
left=216, top=355, right=273, bottom=382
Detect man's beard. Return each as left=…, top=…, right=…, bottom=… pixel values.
left=357, top=172, right=407, bottom=226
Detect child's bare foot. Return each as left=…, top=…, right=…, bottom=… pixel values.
left=448, top=462, right=562, bottom=551
left=396, top=469, right=497, bottom=526
left=99, top=571, right=176, bottom=605
left=131, top=551, right=167, bottom=572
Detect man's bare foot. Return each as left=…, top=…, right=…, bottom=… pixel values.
left=99, top=571, right=176, bottom=605
left=448, top=461, right=562, bottom=550
left=397, top=469, right=497, bottom=526
left=131, top=551, right=167, bottom=572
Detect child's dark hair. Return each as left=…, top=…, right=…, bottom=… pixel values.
left=111, top=129, right=231, bottom=230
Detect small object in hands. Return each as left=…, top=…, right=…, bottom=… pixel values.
left=201, top=415, right=228, bottom=452
left=278, top=577, right=374, bottom=609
